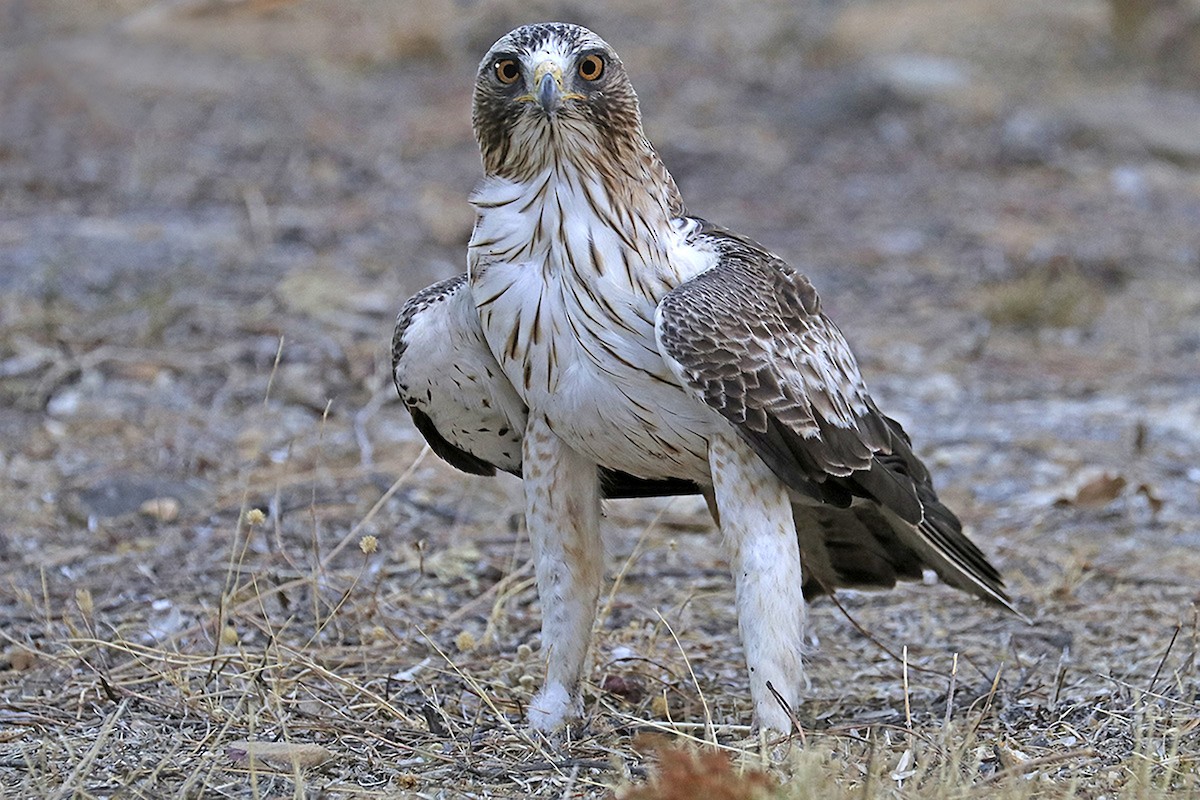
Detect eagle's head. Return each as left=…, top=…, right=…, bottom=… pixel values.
left=472, top=23, right=645, bottom=180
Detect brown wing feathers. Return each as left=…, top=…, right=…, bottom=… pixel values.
left=658, top=224, right=1013, bottom=610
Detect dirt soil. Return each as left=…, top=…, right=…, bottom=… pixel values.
left=1, top=1, right=1198, bottom=798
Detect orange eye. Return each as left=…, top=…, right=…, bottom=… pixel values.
left=577, top=54, right=604, bottom=81
left=494, top=59, right=521, bottom=85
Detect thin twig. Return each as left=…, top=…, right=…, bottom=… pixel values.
left=1148, top=623, right=1181, bottom=694
left=1098, top=674, right=1200, bottom=713
left=981, top=747, right=1100, bottom=784
left=943, top=652, right=959, bottom=729
left=822, top=589, right=948, bottom=678
left=262, top=335, right=284, bottom=407
left=764, top=680, right=806, bottom=746
left=967, top=662, right=1004, bottom=741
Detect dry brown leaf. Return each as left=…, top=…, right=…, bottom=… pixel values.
left=1072, top=472, right=1127, bottom=507
left=226, top=740, right=333, bottom=769
left=620, top=747, right=775, bottom=800
left=602, top=673, right=646, bottom=703
left=3, top=648, right=38, bottom=672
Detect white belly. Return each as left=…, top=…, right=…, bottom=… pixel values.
left=544, top=364, right=715, bottom=483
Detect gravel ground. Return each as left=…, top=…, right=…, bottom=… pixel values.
left=2, top=1, right=1198, bottom=797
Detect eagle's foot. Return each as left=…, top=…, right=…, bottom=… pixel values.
left=753, top=679, right=803, bottom=738
left=747, top=660, right=808, bottom=737
left=527, top=682, right=581, bottom=733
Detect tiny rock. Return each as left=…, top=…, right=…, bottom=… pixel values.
left=139, top=496, right=181, bottom=522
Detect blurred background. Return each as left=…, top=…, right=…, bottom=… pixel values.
left=2, top=0, right=1198, bottom=532
left=1, top=0, right=1199, bottom=792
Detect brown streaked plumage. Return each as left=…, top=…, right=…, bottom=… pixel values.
left=393, top=22, right=1020, bottom=734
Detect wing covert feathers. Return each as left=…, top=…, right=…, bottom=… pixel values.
left=657, top=224, right=1015, bottom=612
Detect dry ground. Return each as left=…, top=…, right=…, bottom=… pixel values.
left=2, top=1, right=1199, bottom=797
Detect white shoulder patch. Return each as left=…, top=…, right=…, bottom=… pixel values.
left=665, top=216, right=719, bottom=284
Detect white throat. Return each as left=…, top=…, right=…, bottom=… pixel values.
left=468, top=162, right=709, bottom=300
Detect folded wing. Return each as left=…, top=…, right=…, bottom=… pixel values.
left=655, top=223, right=1015, bottom=611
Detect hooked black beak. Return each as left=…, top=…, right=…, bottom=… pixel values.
left=521, top=61, right=583, bottom=114
left=537, top=70, right=561, bottom=113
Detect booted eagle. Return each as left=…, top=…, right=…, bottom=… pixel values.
left=393, top=22, right=1016, bottom=733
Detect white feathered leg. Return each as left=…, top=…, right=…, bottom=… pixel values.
left=708, top=429, right=807, bottom=733
left=522, top=413, right=604, bottom=732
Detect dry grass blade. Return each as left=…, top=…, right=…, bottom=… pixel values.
left=48, top=697, right=129, bottom=800
left=654, top=609, right=716, bottom=746
left=318, top=444, right=430, bottom=568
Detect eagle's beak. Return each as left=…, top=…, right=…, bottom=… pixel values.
left=534, top=62, right=562, bottom=112
left=528, top=61, right=583, bottom=113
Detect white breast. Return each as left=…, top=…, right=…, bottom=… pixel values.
left=468, top=170, right=719, bottom=481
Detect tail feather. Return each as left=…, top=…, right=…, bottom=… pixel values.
left=794, top=412, right=1021, bottom=617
